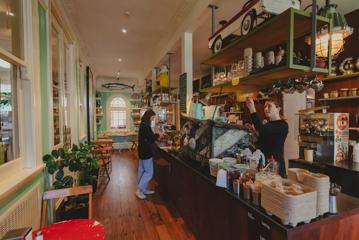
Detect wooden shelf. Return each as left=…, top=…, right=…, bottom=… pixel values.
left=321, top=72, right=359, bottom=82
left=203, top=8, right=329, bottom=66
left=152, top=87, right=176, bottom=94
left=210, top=93, right=231, bottom=98
left=201, top=65, right=326, bottom=93
left=318, top=96, right=359, bottom=101
left=223, top=112, right=243, bottom=114
left=200, top=8, right=330, bottom=94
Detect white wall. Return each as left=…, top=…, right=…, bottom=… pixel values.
left=283, top=92, right=307, bottom=170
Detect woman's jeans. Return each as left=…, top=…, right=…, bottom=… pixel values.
left=137, top=158, right=153, bottom=193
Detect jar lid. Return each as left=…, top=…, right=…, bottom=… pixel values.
left=340, top=88, right=349, bottom=90
left=351, top=88, right=357, bottom=90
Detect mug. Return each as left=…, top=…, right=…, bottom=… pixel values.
left=266, top=51, right=275, bottom=65
left=304, top=149, right=314, bottom=162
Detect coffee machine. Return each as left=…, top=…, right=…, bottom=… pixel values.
left=298, top=113, right=349, bottom=163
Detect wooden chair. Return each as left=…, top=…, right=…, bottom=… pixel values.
left=41, top=185, right=93, bottom=228
left=91, top=147, right=111, bottom=183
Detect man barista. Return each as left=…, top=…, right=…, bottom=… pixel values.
left=246, top=97, right=288, bottom=177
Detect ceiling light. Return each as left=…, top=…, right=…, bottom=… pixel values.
left=0, top=59, right=11, bottom=69
left=118, top=58, right=122, bottom=62
left=125, top=11, right=130, bottom=16
left=121, top=28, right=127, bottom=34
left=306, top=0, right=353, bottom=58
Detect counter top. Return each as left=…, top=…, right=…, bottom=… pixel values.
left=159, top=148, right=359, bottom=233
left=289, top=158, right=359, bottom=173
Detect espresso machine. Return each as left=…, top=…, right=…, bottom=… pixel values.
left=298, top=113, right=349, bottom=163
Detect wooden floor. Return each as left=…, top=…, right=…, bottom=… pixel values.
left=93, top=150, right=196, bottom=240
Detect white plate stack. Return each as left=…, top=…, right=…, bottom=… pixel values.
left=288, top=168, right=330, bottom=216
left=244, top=48, right=253, bottom=76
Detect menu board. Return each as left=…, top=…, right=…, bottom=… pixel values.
left=179, top=73, right=187, bottom=113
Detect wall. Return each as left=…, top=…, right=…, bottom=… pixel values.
left=97, top=91, right=139, bottom=133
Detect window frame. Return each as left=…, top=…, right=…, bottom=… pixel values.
left=0, top=0, right=44, bottom=183
left=106, top=95, right=130, bottom=130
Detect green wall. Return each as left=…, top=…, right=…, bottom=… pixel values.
left=97, top=92, right=139, bottom=133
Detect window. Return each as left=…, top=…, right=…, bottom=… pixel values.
left=0, top=0, right=22, bottom=58
left=51, top=25, right=61, bottom=146
left=0, top=58, right=19, bottom=166
left=109, top=97, right=128, bottom=129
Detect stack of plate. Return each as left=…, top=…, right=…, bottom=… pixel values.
left=288, top=168, right=330, bottom=216
left=244, top=48, right=253, bottom=76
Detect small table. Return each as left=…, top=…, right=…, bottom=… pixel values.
left=32, top=219, right=105, bottom=240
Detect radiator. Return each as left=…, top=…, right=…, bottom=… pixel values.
left=0, top=182, right=41, bottom=238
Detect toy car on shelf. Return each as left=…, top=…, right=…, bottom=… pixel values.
left=208, top=0, right=300, bottom=53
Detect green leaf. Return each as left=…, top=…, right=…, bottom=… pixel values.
left=59, top=148, right=66, bottom=158
left=43, top=154, right=53, bottom=163
left=55, top=169, right=64, bottom=181
left=62, top=176, right=73, bottom=187
left=53, top=180, right=64, bottom=189
left=48, top=166, right=56, bottom=174
left=51, top=149, right=59, bottom=158
left=72, top=144, right=79, bottom=152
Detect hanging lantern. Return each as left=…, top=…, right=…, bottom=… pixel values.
left=306, top=0, right=353, bottom=58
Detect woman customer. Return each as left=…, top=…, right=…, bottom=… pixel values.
left=246, top=97, right=288, bottom=177
left=136, top=109, right=163, bottom=200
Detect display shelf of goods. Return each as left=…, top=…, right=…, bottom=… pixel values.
left=320, top=72, right=359, bottom=82
left=152, top=87, right=176, bottom=94
left=201, top=8, right=331, bottom=94
left=318, top=95, right=359, bottom=102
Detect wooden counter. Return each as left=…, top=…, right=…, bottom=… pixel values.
left=155, top=148, right=359, bottom=240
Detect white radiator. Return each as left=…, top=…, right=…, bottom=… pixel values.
left=0, top=182, right=41, bottom=238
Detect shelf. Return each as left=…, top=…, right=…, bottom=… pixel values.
left=223, top=112, right=243, bottom=114
left=321, top=72, right=359, bottom=82
left=210, top=93, right=231, bottom=98
left=201, top=65, right=326, bottom=94
left=318, top=96, right=359, bottom=101
left=152, top=87, right=176, bottom=94
left=203, top=8, right=329, bottom=66
left=130, top=99, right=141, bottom=102
left=96, top=122, right=102, bottom=125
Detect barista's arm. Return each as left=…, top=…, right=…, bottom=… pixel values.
left=246, top=97, right=263, bottom=132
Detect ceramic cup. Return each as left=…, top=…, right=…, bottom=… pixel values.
left=266, top=51, right=275, bottom=65
left=244, top=48, right=253, bottom=57
left=304, top=149, right=314, bottom=162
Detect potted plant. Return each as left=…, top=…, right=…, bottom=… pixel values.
left=43, top=143, right=99, bottom=220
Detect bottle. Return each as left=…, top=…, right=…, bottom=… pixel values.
left=35, top=231, right=43, bottom=240
left=353, top=142, right=359, bottom=163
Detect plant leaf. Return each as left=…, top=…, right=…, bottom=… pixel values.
left=51, top=149, right=59, bottom=158
left=62, top=176, right=73, bottom=187
left=55, top=169, right=64, bottom=181
left=43, top=154, right=53, bottom=163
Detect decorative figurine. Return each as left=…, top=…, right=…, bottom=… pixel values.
left=275, top=47, right=285, bottom=65
left=339, top=57, right=354, bottom=75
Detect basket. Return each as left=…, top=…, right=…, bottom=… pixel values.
left=261, top=179, right=317, bottom=227
left=288, top=168, right=330, bottom=216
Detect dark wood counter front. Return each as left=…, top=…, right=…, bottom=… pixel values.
left=155, top=148, right=359, bottom=240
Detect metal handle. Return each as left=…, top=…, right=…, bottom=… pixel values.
left=261, top=221, right=271, bottom=230
left=247, top=212, right=255, bottom=220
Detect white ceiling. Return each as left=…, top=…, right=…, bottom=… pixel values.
left=59, top=0, right=358, bottom=89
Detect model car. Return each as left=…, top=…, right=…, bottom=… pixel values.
left=209, top=0, right=301, bottom=53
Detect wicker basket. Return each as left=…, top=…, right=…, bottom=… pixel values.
left=261, top=179, right=317, bottom=227
left=288, top=168, right=330, bottom=216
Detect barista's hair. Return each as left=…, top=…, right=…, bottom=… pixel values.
left=141, top=109, right=156, bottom=125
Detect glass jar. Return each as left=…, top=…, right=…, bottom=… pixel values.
left=330, top=90, right=338, bottom=98
left=339, top=88, right=348, bottom=97
left=349, top=88, right=357, bottom=96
